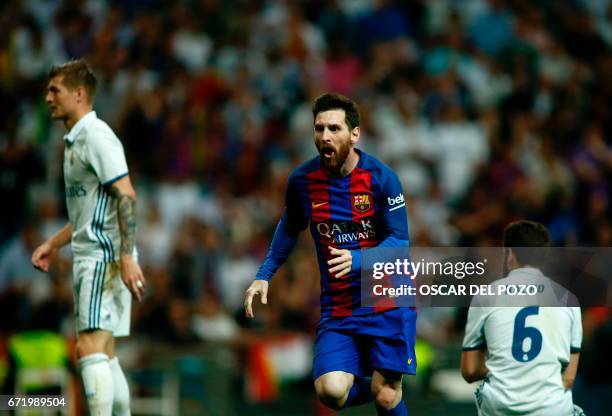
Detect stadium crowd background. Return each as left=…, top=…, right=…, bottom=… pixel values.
left=0, top=0, right=611, bottom=414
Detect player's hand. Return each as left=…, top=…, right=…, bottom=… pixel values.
left=120, top=255, right=146, bottom=302
left=31, top=242, right=57, bottom=273
left=244, top=280, right=269, bottom=318
left=328, top=246, right=352, bottom=278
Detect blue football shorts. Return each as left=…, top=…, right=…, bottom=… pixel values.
left=313, top=307, right=417, bottom=380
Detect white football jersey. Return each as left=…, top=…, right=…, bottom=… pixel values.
left=463, top=268, right=582, bottom=416
left=63, top=111, right=128, bottom=262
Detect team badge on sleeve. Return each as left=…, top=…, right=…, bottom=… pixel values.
left=353, top=194, right=371, bottom=212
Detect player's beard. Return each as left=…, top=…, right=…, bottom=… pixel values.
left=318, top=140, right=351, bottom=174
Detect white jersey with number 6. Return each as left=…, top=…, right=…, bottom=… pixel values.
left=463, top=268, right=582, bottom=416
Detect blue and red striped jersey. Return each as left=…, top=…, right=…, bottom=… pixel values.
left=255, top=149, right=410, bottom=317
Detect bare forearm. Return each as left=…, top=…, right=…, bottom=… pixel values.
left=116, top=193, right=137, bottom=257
left=462, top=364, right=489, bottom=383
left=472, top=363, right=489, bottom=381
left=461, top=350, right=489, bottom=383
left=108, top=177, right=138, bottom=258
left=48, top=223, right=72, bottom=248
left=107, top=178, right=145, bottom=300
left=562, top=353, right=580, bottom=389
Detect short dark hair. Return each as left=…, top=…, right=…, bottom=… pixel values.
left=312, top=93, right=360, bottom=130
left=503, top=220, right=550, bottom=266
left=48, top=59, right=98, bottom=103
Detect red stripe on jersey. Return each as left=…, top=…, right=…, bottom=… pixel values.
left=307, top=169, right=330, bottom=223
left=350, top=168, right=396, bottom=312
left=308, top=168, right=353, bottom=317
left=332, top=285, right=353, bottom=317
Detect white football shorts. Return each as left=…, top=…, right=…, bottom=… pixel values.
left=72, top=259, right=131, bottom=337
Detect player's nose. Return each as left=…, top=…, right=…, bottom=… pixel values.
left=322, top=128, right=333, bottom=143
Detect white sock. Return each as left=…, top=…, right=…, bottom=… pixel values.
left=79, top=353, right=114, bottom=416
left=109, top=357, right=131, bottom=416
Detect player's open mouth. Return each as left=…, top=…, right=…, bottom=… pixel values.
left=322, top=148, right=334, bottom=159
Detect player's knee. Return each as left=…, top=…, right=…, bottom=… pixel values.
left=314, top=377, right=350, bottom=410
left=373, top=384, right=401, bottom=410
left=76, top=332, right=108, bottom=358
left=76, top=338, right=95, bottom=359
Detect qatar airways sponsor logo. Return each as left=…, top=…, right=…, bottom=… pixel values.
left=315, top=219, right=376, bottom=243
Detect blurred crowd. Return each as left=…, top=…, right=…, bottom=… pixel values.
left=1, top=0, right=612, bottom=408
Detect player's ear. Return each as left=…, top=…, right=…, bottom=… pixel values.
left=505, top=248, right=518, bottom=272
left=75, top=86, right=87, bottom=104
left=351, top=126, right=360, bottom=145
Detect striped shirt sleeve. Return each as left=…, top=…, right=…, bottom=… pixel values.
left=85, top=127, right=128, bottom=185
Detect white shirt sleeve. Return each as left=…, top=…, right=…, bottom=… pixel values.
left=85, top=127, right=129, bottom=185
left=570, top=307, right=582, bottom=352
left=463, top=307, right=488, bottom=350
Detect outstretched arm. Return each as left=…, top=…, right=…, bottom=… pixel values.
left=246, top=172, right=307, bottom=317
left=245, top=211, right=301, bottom=318
left=31, top=223, right=72, bottom=272
left=108, top=176, right=145, bottom=301
left=254, top=212, right=300, bottom=281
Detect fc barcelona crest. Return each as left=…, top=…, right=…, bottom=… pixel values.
left=353, top=194, right=371, bottom=212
